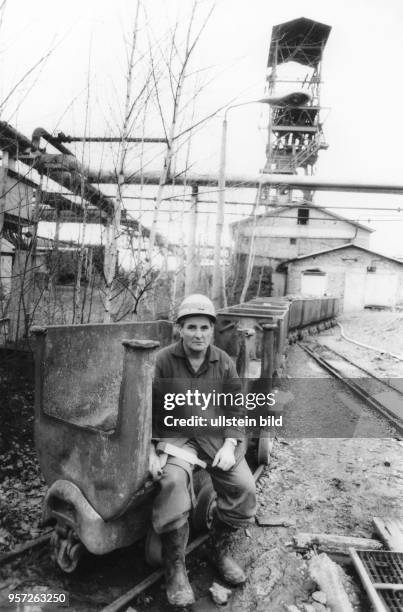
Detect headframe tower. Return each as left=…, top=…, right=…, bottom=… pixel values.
left=260, top=17, right=331, bottom=205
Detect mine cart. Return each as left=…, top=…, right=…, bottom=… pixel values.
left=214, top=313, right=281, bottom=466
left=215, top=296, right=340, bottom=465
left=32, top=321, right=174, bottom=572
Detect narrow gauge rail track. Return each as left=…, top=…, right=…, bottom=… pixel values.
left=0, top=532, right=52, bottom=566
left=300, top=342, right=403, bottom=436
left=0, top=465, right=266, bottom=612
left=317, top=344, right=403, bottom=395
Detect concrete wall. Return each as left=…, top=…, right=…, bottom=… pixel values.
left=286, top=246, right=403, bottom=311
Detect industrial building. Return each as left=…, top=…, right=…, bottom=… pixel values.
left=230, top=203, right=373, bottom=300
left=280, top=244, right=403, bottom=311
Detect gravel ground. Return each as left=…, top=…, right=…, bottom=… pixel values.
left=217, top=342, right=403, bottom=612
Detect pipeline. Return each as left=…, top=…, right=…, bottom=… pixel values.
left=336, top=321, right=403, bottom=361
left=28, top=153, right=403, bottom=193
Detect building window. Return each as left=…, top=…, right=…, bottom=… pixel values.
left=290, top=238, right=297, bottom=244
left=302, top=268, right=326, bottom=276
left=301, top=269, right=327, bottom=296
left=297, top=207, right=309, bottom=225
left=367, top=259, right=379, bottom=273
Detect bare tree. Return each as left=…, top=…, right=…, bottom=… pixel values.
left=73, top=47, right=92, bottom=323
left=103, top=0, right=141, bottom=322
left=147, top=0, right=214, bottom=261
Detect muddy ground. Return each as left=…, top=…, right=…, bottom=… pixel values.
left=0, top=310, right=402, bottom=611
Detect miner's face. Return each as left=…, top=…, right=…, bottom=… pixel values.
left=180, top=315, right=214, bottom=354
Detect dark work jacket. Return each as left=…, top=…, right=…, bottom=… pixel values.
left=152, top=340, right=246, bottom=464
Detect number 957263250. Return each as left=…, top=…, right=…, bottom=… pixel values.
left=7, top=591, right=69, bottom=607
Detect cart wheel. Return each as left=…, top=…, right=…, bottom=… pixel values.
left=192, top=483, right=217, bottom=533
left=51, top=528, right=83, bottom=573
left=257, top=432, right=274, bottom=466
left=145, top=527, right=163, bottom=568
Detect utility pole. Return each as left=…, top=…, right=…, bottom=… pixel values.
left=185, top=184, right=199, bottom=294
left=212, top=116, right=227, bottom=308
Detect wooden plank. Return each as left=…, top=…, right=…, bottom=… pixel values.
left=373, top=517, right=403, bottom=552
left=294, top=532, right=383, bottom=554
left=349, top=548, right=388, bottom=612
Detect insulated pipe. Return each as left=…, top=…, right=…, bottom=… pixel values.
left=32, top=127, right=73, bottom=156
left=55, top=133, right=167, bottom=144
left=31, top=133, right=115, bottom=217
left=33, top=153, right=114, bottom=216
left=34, top=153, right=403, bottom=194
left=336, top=322, right=403, bottom=361
left=90, top=169, right=403, bottom=194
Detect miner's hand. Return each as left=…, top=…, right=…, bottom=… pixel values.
left=149, top=444, right=168, bottom=480
left=212, top=441, right=236, bottom=471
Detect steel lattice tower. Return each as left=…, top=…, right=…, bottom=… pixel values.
left=260, top=17, right=331, bottom=206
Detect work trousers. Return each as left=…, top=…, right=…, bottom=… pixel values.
left=152, top=441, right=256, bottom=534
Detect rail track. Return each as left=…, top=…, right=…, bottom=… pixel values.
left=300, top=342, right=403, bottom=436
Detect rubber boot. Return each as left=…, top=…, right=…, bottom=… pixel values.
left=209, top=515, right=246, bottom=585
left=161, top=522, right=195, bottom=607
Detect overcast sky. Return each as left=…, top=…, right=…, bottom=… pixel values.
left=2, top=0, right=403, bottom=255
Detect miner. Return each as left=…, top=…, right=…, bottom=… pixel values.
left=150, top=294, right=256, bottom=607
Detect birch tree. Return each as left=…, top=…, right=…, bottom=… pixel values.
left=103, top=1, right=141, bottom=322
left=147, top=0, right=214, bottom=262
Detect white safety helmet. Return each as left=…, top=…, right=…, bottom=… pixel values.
left=176, top=294, right=216, bottom=323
